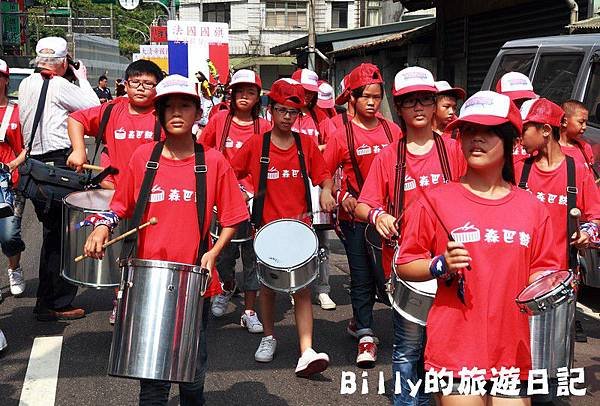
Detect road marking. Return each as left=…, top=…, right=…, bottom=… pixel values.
left=577, top=302, right=600, bottom=321
left=19, top=336, right=63, bottom=406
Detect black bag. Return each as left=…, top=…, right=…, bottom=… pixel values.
left=17, top=75, right=91, bottom=212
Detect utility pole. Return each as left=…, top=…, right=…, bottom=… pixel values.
left=110, top=4, right=114, bottom=39
left=169, top=0, right=176, bottom=20
left=307, top=0, right=316, bottom=71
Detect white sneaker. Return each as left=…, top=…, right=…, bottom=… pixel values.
left=317, top=293, right=336, bottom=310
left=255, top=335, right=277, bottom=362
left=0, top=329, right=7, bottom=351
left=295, top=348, right=329, bottom=378
left=8, top=267, right=25, bottom=296
left=211, top=289, right=235, bottom=317
left=241, top=310, right=264, bottom=333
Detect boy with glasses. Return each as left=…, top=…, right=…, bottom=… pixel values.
left=231, top=78, right=336, bottom=377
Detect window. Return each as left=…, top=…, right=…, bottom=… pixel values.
left=266, top=1, right=307, bottom=29
left=532, top=53, right=584, bottom=104
left=331, top=2, right=348, bottom=29
left=492, top=53, right=535, bottom=88
left=366, top=0, right=380, bottom=26
left=203, top=3, right=231, bottom=24
left=584, top=61, right=600, bottom=127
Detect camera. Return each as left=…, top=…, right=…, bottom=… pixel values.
left=67, top=54, right=80, bottom=70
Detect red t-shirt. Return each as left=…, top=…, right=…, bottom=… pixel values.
left=69, top=98, right=164, bottom=187
left=0, top=104, right=23, bottom=184
left=292, top=110, right=329, bottom=145
left=515, top=158, right=600, bottom=269
left=110, top=142, right=250, bottom=297
left=200, top=110, right=271, bottom=193
left=561, top=140, right=595, bottom=170
left=323, top=119, right=402, bottom=221
left=359, top=136, right=467, bottom=277
left=396, top=182, right=559, bottom=379
left=230, top=132, right=331, bottom=226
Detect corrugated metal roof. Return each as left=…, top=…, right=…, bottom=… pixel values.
left=328, top=24, right=434, bottom=56
left=568, top=16, right=600, bottom=31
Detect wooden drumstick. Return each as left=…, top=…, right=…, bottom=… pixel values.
left=74, top=217, right=159, bottom=262
left=82, top=163, right=105, bottom=171
left=570, top=207, right=582, bottom=240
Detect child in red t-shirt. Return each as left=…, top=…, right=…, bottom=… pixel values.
left=432, top=80, right=465, bottom=137
left=559, top=99, right=596, bottom=174
left=84, top=75, right=249, bottom=404
left=355, top=66, right=466, bottom=403
left=396, top=91, right=560, bottom=405
left=200, top=69, right=271, bottom=331
left=323, top=63, right=402, bottom=368
left=231, top=78, right=336, bottom=378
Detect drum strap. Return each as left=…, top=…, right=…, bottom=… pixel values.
left=433, top=132, right=452, bottom=183
left=252, top=131, right=312, bottom=228
left=218, top=113, right=234, bottom=152
left=572, top=139, right=600, bottom=180
left=91, top=102, right=116, bottom=165
left=308, top=109, right=323, bottom=145
left=519, top=155, right=579, bottom=269
left=0, top=101, right=15, bottom=143
left=390, top=138, right=407, bottom=219
left=193, top=142, right=209, bottom=262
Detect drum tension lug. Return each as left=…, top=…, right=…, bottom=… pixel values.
left=318, top=248, right=328, bottom=261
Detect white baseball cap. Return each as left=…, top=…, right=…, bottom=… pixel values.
left=154, top=74, right=200, bottom=104
left=0, top=59, right=9, bottom=76
left=495, top=72, right=538, bottom=101
left=393, top=66, right=437, bottom=97
left=292, top=68, right=319, bottom=93
left=36, top=36, right=68, bottom=58
left=434, top=80, right=466, bottom=100
left=229, top=69, right=262, bottom=90
left=317, top=81, right=334, bottom=109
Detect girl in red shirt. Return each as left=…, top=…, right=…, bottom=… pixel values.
left=396, top=90, right=560, bottom=405
left=84, top=75, right=249, bottom=405
left=200, top=69, right=271, bottom=332
left=231, top=78, right=336, bottom=378
left=356, top=66, right=465, bottom=405
left=323, top=63, right=402, bottom=369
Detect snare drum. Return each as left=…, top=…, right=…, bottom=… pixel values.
left=516, top=270, right=576, bottom=378
left=254, top=219, right=321, bottom=293
left=61, top=189, right=121, bottom=288
left=387, top=271, right=437, bottom=326
left=310, top=185, right=333, bottom=229
left=210, top=197, right=253, bottom=243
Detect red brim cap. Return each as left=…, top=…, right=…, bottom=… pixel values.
left=446, top=114, right=512, bottom=131
left=504, top=90, right=538, bottom=102
left=301, top=83, right=319, bottom=93
left=317, top=98, right=335, bottom=109
left=393, top=84, right=438, bottom=97
left=335, top=89, right=351, bottom=105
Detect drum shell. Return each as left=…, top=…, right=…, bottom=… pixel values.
left=529, top=297, right=576, bottom=378
left=578, top=249, right=600, bottom=288
left=387, top=273, right=436, bottom=326
left=257, top=256, right=320, bottom=294
left=210, top=211, right=253, bottom=243
left=311, top=185, right=333, bottom=229
left=61, top=190, right=121, bottom=288
left=108, top=259, right=208, bottom=383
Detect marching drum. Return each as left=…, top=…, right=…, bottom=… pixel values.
left=210, top=197, right=253, bottom=243
left=109, top=259, right=210, bottom=383
left=310, top=185, right=333, bottom=229
left=61, top=189, right=121, bottom=288
left=254, top=219, right=322, bottom=293
left=387, top=272, right=438, bottom=326
left=516, top=270, right=576, bottom=378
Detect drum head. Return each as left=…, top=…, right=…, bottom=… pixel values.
left=403, top=278, right=438, bottom=296
left=517, top=270, right=571, bottom=302
left=254, top=220, right=317, bottom=268
left=64, top=189, right=115, bottom=211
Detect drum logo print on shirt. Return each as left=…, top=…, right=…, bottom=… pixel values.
left=267, top=166, right=303, bottom=180
left=451, top=222, right=481, bottom=243
left=114, top=128, right=154, bottom=141
left=150, top=185, right=165, bottom=203
left=404, top=176, right=417, bottom=191
left=450, top=221, right=532, bottom=247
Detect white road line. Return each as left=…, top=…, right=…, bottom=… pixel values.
left=577, top=302, right=600, bottom=321
left=19, top=336, right=63, bottom=406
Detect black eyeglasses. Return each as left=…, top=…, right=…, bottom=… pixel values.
left=273, top=106, right=300, bottom=117
left=399, top=95, right=436, bottom=108
left=127, top=79, right=157, bottom=90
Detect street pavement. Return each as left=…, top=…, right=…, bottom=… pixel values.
left=0, top=203, right=599, bottom=405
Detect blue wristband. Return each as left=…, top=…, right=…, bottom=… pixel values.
left=429, top=255, right=451, bottom=279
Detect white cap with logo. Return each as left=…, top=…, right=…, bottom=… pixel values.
left=154, top=74, right=201, bottom=103
left=36, top=37, right=68, bottom=58
left=0, top=59, right=9, bottom=76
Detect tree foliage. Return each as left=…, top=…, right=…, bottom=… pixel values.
left=28, top=0, right=166, bottom=57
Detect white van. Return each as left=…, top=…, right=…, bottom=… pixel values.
left=7, top=68, right=34, bottom=101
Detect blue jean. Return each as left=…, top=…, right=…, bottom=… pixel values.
left=392, top=311, right=430, bottom=406
left=315, top=229, right=330, bottom=295
left=0, top=214, right=25, bottom=257
left=216, top=240, right=260, bottom=291
left=339, top=221, right=377, bottom=337
left=139, top=303, right=210, bottom=406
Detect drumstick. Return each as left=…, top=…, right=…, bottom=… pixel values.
left=74, top=217, right=158, bottom=262
left=570, top=207, right=582, bottom=240
left=82, top=164, right=105, bottom=171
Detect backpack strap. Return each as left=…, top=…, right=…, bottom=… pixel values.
left=25, top=76, right=51, bottom=156
left=0, top=101, right=15, bottom=143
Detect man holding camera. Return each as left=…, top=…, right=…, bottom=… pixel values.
left=18, top=36, right=99, bottom=321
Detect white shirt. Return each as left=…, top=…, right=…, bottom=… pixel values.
left=18, top=73, right=99, bottom=156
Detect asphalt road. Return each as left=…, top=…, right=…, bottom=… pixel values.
left=0, top=203, right=598, bottom=405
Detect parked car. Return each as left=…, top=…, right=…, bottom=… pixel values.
left=7, top=68, right=34, bottom=101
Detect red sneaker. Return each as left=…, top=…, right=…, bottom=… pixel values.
left=356, top=340, right=377, bottom=369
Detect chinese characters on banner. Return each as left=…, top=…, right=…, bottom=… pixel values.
left=150, top=26, right=168, bottom=43
left=167, top=20, right=229, bottom=85
left=138, top=45, right=169, bottom=73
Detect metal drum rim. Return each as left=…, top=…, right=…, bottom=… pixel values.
left=253, top=218, right=318, bottom=270
left=257, top=265, right=320, bottom=294
left=63, top=189, right=115, bottom=212
left=120, top=258, right=202, bottom=273
left=396, top=274, right=437, bottom=297
left=515, top=269, right=573, bottom=306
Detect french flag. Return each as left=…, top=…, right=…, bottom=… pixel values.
left=167, top=21, right=229, bottom=84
